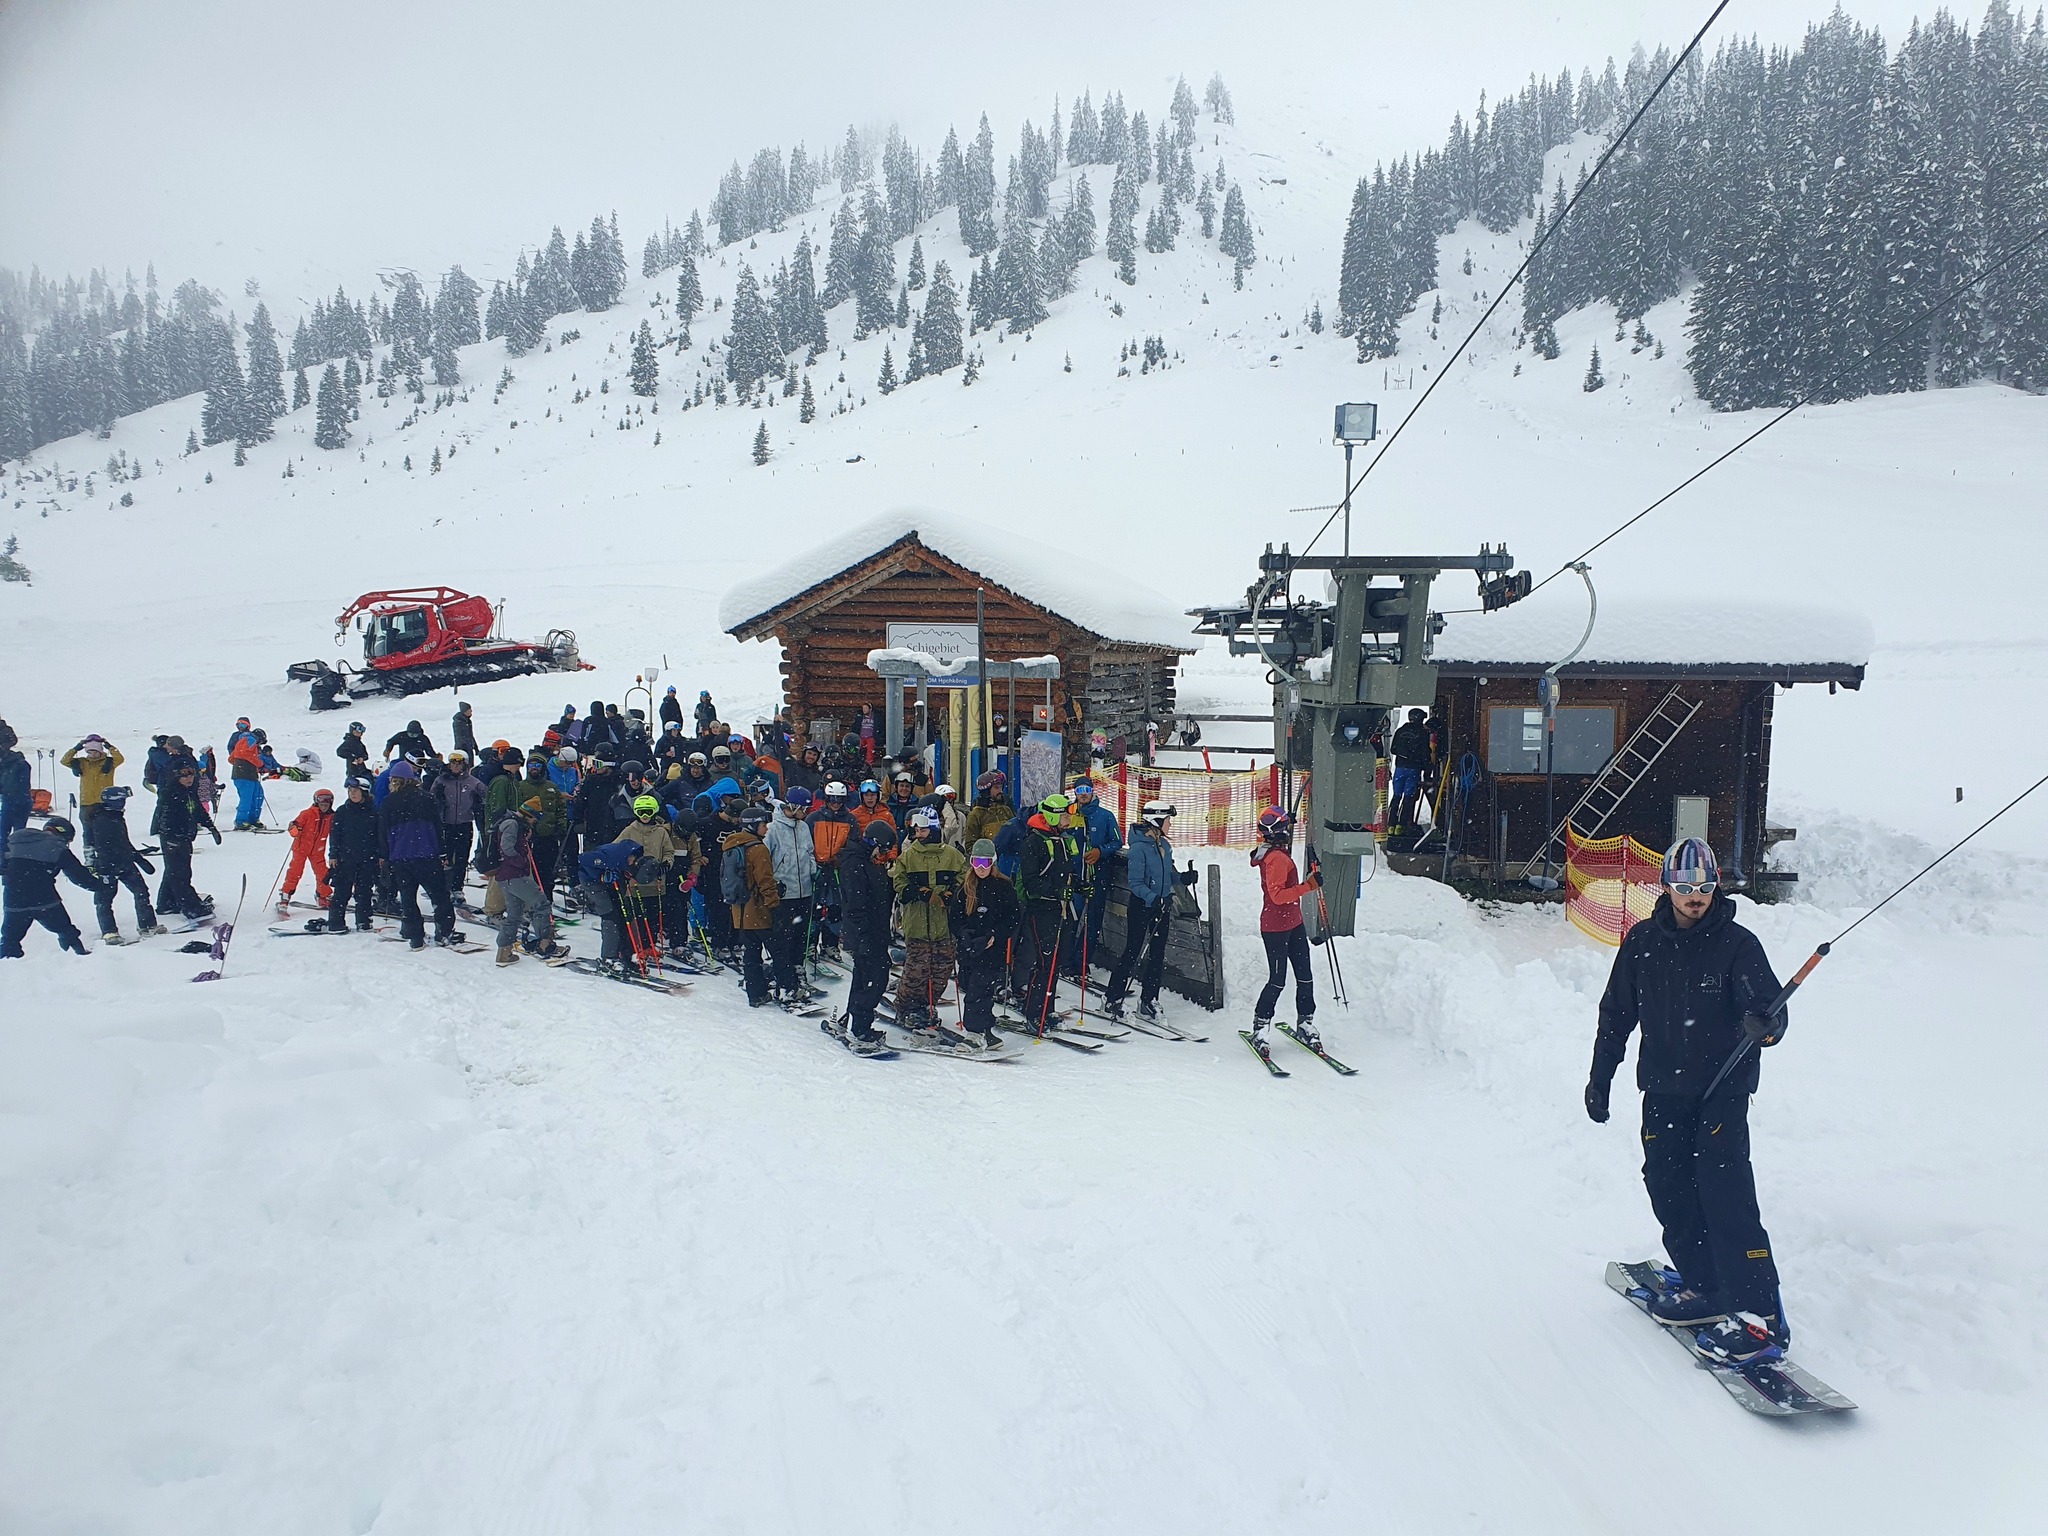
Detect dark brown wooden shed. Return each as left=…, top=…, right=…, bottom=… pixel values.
left=719, top=516, right=1196, bottom=764
left=1422, top=601, right=1871, bottom=889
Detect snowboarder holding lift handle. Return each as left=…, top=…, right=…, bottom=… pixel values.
left=1586, top=837, right=1791, bottom=1362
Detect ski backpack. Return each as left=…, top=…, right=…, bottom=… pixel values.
left=719, top=841, right=751, bottom=906
left=473, top=812, right=514, bottom=876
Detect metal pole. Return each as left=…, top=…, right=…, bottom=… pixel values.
left=976, top=588, right=988, bottom=780
left=1007, top=667, right=1018, bottom=791
left=1342, top=440, right=1354, bottom=556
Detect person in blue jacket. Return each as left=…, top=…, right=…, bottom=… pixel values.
left=577, top=838, right=644, bottom=969
left=1103, top=800, right=1198, bottom=1022
left=1067, top=775, right=1123, bottom=974
left=377, top=760, right=457, bottom=949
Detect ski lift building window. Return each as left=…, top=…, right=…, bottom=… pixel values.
left=1485, top=704, right=1616, bottom=775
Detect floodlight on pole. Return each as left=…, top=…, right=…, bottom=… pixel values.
left=1332, top=402, right=1379, bottom=556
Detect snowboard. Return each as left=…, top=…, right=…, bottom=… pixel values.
left=1606, top=1261, right=1856, bottom=1417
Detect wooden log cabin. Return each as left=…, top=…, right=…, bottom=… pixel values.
left=1423, top=600, right=1872, bottom=889
left=719, top=515, right=1196, bottom=765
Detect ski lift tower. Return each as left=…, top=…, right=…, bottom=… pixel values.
left=1191, top=542, right=1529, bottom=935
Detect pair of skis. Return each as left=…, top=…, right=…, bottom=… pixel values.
left=1239, top=1023, right=1358, bottom=1077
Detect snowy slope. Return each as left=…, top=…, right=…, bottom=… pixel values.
left=4, top=92, right=2048, bottom=1536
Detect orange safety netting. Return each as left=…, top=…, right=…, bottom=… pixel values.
left=1565, top=826, right=1664, bottom=946
left=1099, top=762, right=1285, bottom=848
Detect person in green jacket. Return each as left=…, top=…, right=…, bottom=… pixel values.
left=516, top=755, right=571, bottom=896
left=891, top=806, right=968, bottom=1028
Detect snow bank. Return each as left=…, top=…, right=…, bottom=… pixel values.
left=1435, top=597, right=1874, bottom=669
left=718, top=509, right=1195, bottom=650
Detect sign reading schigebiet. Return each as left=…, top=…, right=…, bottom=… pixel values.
left=885, top=622, right=981, bottom=663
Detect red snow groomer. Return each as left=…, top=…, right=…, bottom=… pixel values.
left=287, top=587, right=590, bottom=711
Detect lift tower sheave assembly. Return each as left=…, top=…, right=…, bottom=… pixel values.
left=1191, top=543, right=1523, bottom=937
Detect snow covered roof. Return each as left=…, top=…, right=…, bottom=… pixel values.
left=1433, top=599, right=1872, bottom=680
left=719, top=510, right=1197, bottom=651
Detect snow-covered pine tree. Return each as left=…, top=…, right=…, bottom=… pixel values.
left=1102, top=92, right=1129, bottom=166
left=853, top=188, right=897, bottom=337
left=918, top=260, right=964, bottom=374
left=726, top=265, right=782, bottom=389
left=314, top=363, right=349, bottom=448
left=243, top=303, right=287, bottom=430
left=878, top=344, right=897, bottom=394
left=786, top=234, right=827, bottom=357
left=936, top=127, right=963, bottom=209
left=291, top=365, right=310, bottom=411
left=199, top=327, right=244, bottom=446
left=752, top=421, right=771, bottom=464
left=823, top=202, right=859, bottom=309
left=436, top=267, right=481, bottom=348
left=1171, top=76, right=1198, bottom=146
left=908, top=237, right=926, bottom=291
left=1204, top=73, right=1234, bottom=124
left=1068, top=91, right=1099, bottom=164
left=799, top=371, right=816, bottom=422
left=968, top=255, right=998, bottom=334
left=1196, top=178, right=1217, bottom=239
left=643, top=234, right=664, bottom=279
left=960, top=116, right=999, bottom=256
left=1129, top=112, right=1151, bottom=181
left=630, top=321, right=659, bottom=395
left=675, top=256, right=703, bottom=346
left=995, top=215, right=1046, bottom=330
left=840, top=123, right=864, bottom=194
left=1583, top=345, right=1605, bottom=391
left=1219, top=183, right=1256, bottom=266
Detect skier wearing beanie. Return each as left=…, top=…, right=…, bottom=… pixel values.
left=1586, top=837, right=1792, bottom=1363
left=378, top=760, right=457, bottom=949
left=956, top=838, right=1018, bottom=1047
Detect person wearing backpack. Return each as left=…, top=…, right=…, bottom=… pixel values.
left=488, top=798, right=566, bottom=967
left=838, top=821, right=898, bottom=1051
left=720, top=802, right=779, bottom=1006
left=576, top=838, right=643, bottom=971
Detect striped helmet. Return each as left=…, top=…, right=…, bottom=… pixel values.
left=1661, top=837, right=1719, bottom=888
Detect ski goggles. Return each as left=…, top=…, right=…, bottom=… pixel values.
left=970, top=857, right=995, bottom=874
left=1668, top=880, right=1718, bottom=896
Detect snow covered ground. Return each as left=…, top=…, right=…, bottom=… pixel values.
left=5, top=91, right=2048, bottom=1536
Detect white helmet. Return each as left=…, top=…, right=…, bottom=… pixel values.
left=909, top=807, right=941, bottom=832
left=823, top=780, right=848, bottom=799
left=1141, top=799, right=1177, bottom=826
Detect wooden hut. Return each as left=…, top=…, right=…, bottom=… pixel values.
left=719, top=514, right=1196, bottom=764
left=1423, top=601, right=1871, bottom=889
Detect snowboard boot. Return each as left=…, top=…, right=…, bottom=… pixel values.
left=101, top=931, right=126, bottom=946
left=1693, top=1312, right=1787, bottom=1363
left=496, top=946, right=520, bottom=967
left=1647, top=1285, right=1730, bottom=1328
left=536, top=940, right=571, bottom=962
left=965, top=1027, right=1003, bottom=1051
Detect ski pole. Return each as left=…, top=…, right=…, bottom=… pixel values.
left=263, top=841, right=293, bottom=912
left=1306, top=847, right=1349, bottom=1007
left=1702, top=765, right=2048, bottom=1100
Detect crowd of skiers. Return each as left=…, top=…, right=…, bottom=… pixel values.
left=2, top=691, right=1224, bottom=1058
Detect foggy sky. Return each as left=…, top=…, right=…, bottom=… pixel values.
left=0, top=0, right=1942, bottom=308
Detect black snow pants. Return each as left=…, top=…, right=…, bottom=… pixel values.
left=846, top=945, right=889, bottom=1038
left=1106, top=895, right=1170, bottom=1008
left=1256, top=926, right=1315, bottom=1023
left=328, top=856, right=377, bottom=930
left=392, top=857, right=455, bottom=944
left=92, top=862, right=156, bottom=935
left=2, top=900, right=86, bottom=956
left=156, top=839, right=207, bottom=918
left=1641, top=1091, right=1784, bottom=1320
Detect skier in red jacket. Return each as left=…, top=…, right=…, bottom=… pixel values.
left=281, top=789, right=334, bottom=910
left=1249, top=806, right=1321, bottom=1062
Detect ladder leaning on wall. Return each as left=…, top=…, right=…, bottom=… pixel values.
left=1520, top=686, right=1703, bottom=881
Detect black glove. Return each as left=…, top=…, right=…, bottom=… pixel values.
left=1742, top=1012, right=1788, bottom=1047
left=135, top=857, right=155, bottom=875
left=139, top=844, right=160, bottom=856
left=1584, top=1077, right=1612, bottom=1124
left=210, top=828, right=223, bottom=845
left=1179, top=865, right=1199, bottom=887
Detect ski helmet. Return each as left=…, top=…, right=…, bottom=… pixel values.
left=346, top=777, right=372, bottom=793
left=348, top=722, right=365, bottom=734
left=687, top=752, right=708, bottom=767
left=858, top=778, right=881, bottom=797
left=823, top=780, right=848, bottom=800
left=312, top=788, right=334, bottom=806
left=1662, top=837, right=1719, bottom=890
left=712, top=746, right=732, bottom=760
left=785, top=787, right=814, bottom=809
left=41, top=816, right=76, bottom=842
left=935, top=783, right=957, bottom=799
left=447, top=749, right=468, bottom=765
left=863, top=820, right=898, bottom=849
left=632, top=794, right=662, bottom=822
left=621, top=760, right=647, bottom=779
left=892, top=770, right=914, bottom=784
left=739, top=804, right=771, bottom=828
left=99, top=785, right=133, bottom=807
left=974, top=769, right=1007, bottom=794
left=1257, top=806, right=1293, bottom=843
left=909, top=807, right=940, bottom=833
left=1141, top=799, right=1176, bottom=827
left=556, top=746, right=578, bottom=763
left=1039, top=792, right=1073, bottom=819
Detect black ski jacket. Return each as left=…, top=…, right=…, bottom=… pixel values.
left=1593, top=893, right=1786, bottom=1099
left=1390, top=720, right=1433, bottom=770
left=154, top=783, right=218, bottom=844
left=451, top=709, right=479, bottom=757
left=83, top=807, right=150, bottom=876
left=328, top=797, right=381, bottom=863
left=0, top=746, right=28, bottom=806
left=838, top=841, right=894, bottom=959
left=3, top=828, right=105, bottom=909
left=956, top=871, right=1020, bottom=963
left=337, top=733, right=370, bottom=771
